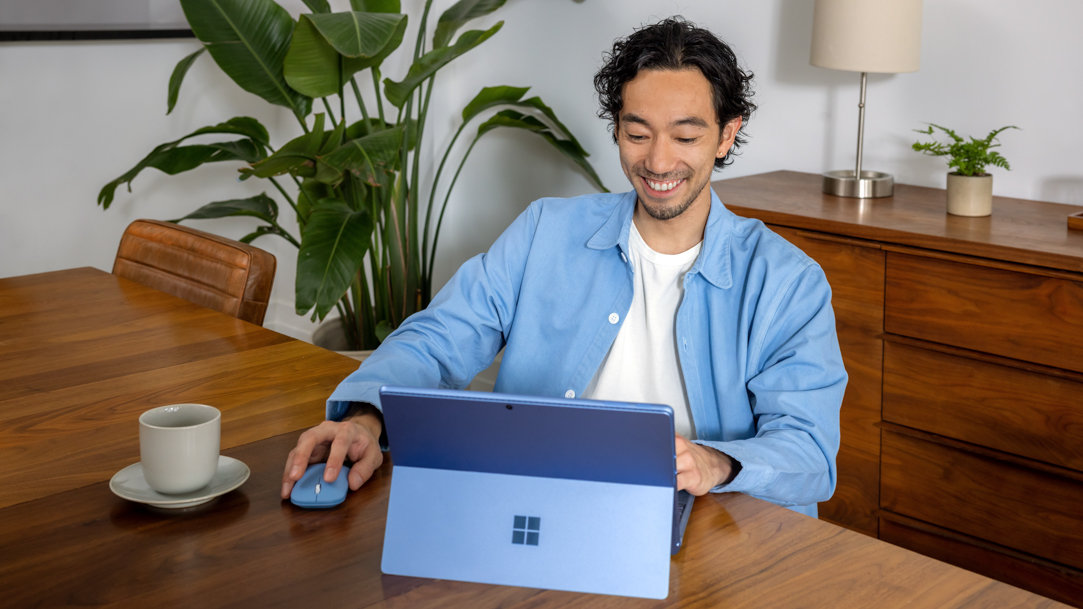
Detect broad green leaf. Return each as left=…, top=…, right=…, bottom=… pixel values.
left=194, top=116, right=272, bottom=147
left=99, top=117, right=272, bottom=209
left=302, top=0, right=331, bottom=13
left=180, top=0, right=311, bottom=118
left=375, top=320, right=394, bottom=343
left=245, top=114, right=332, bottom=178
left=476, top=110, right=606, bottom=191
left=433, top=0, right=506, bottom=48
left=341, top=12, right=407, bottom=74
left=98, top=142, right=259, bottom=207
left=297, top=178, right=332, bottom=225
left=171, top=194, right=280, bottom=223
left=313, top=118, right=349, bottom=184
left=461, top=85, right=529, bottom=122
left=383, top=22, right=502, bottom=108
left=537, top=136, right=607, bottom=192
left=205, top=140, right=267, bottom=164
left=239, top=225, right=285, bottom=244
left=345, top=117, right=393, bottom=138
left=282, top=16, right=341, bottom=98
left=350, top=0, right=399, bottom=12
left=284, top=12, right=407, bottom=97
left=296, top=203, right=373, bottom=320
left=345, top=117, right=418, bottom=150
left=457, top=88, right=603, bottom=187
left=153, top=144, right=245, bottom=174
left=321, top=126, right=405, bottom=185
left=164, top=116, right=272, bottom=147
left=308, top=11, right=405, bottom=57
left=517, top=95, right=591, bottom=157
left=167, top=47, right=205, bottom=114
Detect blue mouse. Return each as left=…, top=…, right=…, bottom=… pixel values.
left=290, top=463, right=349, bottom=509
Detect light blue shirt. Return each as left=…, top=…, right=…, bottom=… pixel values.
left=328, top=188, right=846, bottom=516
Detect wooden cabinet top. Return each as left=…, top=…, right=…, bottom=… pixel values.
left=712, top=170, right=1083, bottom=274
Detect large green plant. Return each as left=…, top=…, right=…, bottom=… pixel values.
left=99, top=0, right=605, bottom=349
left=911, top=123, right=1018, bottom=176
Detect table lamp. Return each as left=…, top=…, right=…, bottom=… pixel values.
left=811, top=0, right=922, bottom=198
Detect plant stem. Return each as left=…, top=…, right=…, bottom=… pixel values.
left=422, top=121, right=468, bottom=282
left=351, top=78, right=370, bottom=123
left=371, top=70, right=386, bottom=123
left=321, top=98, right=339, bottom=126
left=426, top=136, right=481, bottom=296
left=414, top=0, right=434, bottom=62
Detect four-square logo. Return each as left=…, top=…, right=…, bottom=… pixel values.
left=512, top=515, right=541, bottom=546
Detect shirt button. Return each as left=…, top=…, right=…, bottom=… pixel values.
left=620, top=252, right=628, bottom=263
left=608, top=313, right=619, bottom=324
left=564, top=389, right=576, bottom=398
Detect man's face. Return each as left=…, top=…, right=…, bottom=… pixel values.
left=616, top=68, right=739, bottom=222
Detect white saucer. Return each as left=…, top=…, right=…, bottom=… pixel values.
left=110, top=456, right=250, bottom=509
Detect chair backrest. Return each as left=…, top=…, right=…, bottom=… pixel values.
left=112, top=219, right=277, bottom=325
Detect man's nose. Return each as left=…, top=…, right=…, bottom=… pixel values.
left=644, top=139, right=678, bottom=174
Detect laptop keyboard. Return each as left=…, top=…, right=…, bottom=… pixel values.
left=675, top=490, right=692, bottom=520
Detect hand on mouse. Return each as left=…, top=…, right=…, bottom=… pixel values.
left=281, top=411, right=383, bottom=499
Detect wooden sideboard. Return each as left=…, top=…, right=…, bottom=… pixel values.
left=713, top=170, right=1083, bottom=606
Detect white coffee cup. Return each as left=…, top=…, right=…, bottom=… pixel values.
left=139, top=404, right=221, bottom=494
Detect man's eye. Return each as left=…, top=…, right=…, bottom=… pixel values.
left=626, top=134, right=648, bottom=142
left=676, top=137, right=699, bottom=144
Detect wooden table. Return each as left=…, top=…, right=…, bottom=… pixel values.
left=0, top=268, right=1070, bottom=608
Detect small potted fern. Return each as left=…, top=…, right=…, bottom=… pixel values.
left=912, top=123, right=1018, bottom=217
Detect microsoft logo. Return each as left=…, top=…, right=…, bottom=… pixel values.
left=512, top=515, right=541, bottom=546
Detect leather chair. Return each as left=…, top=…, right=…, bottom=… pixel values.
left=113, top=219, right=277, bottom=325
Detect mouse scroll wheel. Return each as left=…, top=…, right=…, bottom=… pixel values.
left=314, top=482, right=321, bottom=495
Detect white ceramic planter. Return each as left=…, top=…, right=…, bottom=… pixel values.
left=946, top=173, right=993, bottom=217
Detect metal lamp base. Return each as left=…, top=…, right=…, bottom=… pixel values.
left=822, top=170, right=894, bottom=198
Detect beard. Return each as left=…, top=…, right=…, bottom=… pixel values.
left=633, top=165, right=710, bottom=221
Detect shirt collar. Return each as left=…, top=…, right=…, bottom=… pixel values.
left=693, top=187, right=734, bottom=290
left=586, top=190, right=636, bottom=252
left=586, top=187, right=734, bottom=289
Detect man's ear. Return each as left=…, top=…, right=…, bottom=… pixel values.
left=716, top=117, right=742, bottom=158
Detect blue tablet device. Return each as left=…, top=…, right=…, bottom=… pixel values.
left=378, top=386, right=690, bottom=600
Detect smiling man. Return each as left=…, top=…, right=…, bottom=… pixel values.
left=283, top=17, right=847, bottom=518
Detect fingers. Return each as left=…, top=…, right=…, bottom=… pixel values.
left=323, top=421, right=362, bottom=482
left=674, top=434, right=735, bottom=496
left=347, top=444, right=384, bottom=491
left=279, top=421, right=347, bottom=499
left=281, top=419, right=384, bottom=499
left=673, top=434, right=700, bottom=495
left=675, top=457, right=702, bottom=496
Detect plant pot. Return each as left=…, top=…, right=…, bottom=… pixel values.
left=946, top=173, right=993, bottom=217
left=313, top=318, right=503, bottom=389
left=312, top=318, right=373, bottom=362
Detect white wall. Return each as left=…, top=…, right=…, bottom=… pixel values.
left=3, top=0, right=1081, bottom=341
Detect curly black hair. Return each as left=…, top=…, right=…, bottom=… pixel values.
left=594, top=16, right=756, bottom=168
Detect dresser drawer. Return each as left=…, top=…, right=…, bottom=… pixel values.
left=883, top=340, right=1083, bottom=472
left=881, top=430, right=1083, bottom=570
left=771, top=226, right=884, bottom=535
left=885, top=252, right=1083, bottom=374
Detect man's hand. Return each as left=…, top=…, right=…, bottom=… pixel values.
left=281, top=412, right=384, bottom=499
left=675, top=434, right=739, bottom=496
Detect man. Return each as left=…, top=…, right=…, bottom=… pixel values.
left=282, top=17, right=846, bottom=517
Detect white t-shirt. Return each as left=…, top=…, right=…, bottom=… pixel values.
left=583, top=222, right=700, bottom=439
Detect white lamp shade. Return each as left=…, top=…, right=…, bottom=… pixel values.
left=811, top=0, right=922, bottom=73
